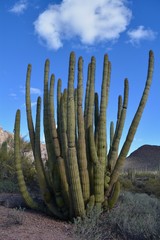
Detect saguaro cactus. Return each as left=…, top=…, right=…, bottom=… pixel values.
left=14, top=50, right=154, bottom=220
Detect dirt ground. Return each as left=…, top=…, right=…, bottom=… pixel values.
left=0, top=193, right=74, bottom=240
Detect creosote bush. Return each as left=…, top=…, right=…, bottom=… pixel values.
left=14, top=51, right=154, bottom=220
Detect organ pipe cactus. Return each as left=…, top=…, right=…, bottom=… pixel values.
left=14, top=50, right=154, bottom=220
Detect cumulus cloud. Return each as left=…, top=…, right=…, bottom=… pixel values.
left=127, top=25, right=157, bottom=45
left=34, top=0, right=132, bottom=50
left=9, top=0, right=28, bottom=14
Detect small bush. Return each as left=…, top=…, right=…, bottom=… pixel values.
left=5, top=207, right=25, bottom=226
left=143, top=177, right=160, bottom=198
left=104, top=192, right=160, bottom=240
left=0, top=137, right=38, bottom=192
left=0, top=180, right=19, bottom=193
left=73, top=207, right=103, bottom=240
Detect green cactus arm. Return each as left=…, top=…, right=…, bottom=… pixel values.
left=49, top=74, right=61, bottom=157
left=60, top=91, right=74, bottom=217
left=86, top=57, right=95, bottom=130
left=97, top=54, right=108, bottom=164
left=110, top=121, right=114, bottom=149
left=34, top=97, right=61, bottom=215
left=36, top=92, right=68, bottom=219
left=77, top=56, right=90, bottom=203
left=108, top=181, right=120, bottom=209
left=117, top=95, right=123, bottom=123
left=94, top=92, right=99, bottom=149
left=25, top=64, right=35, bottom=154
left=60, top=91, right=68, bottom=163
left=57, top=78, right=62, bottom=141
left=35, top=96, right=50, bottom=190
left=84, top=63, right=91, bottom=129
left=94, top=92, right=99, bottom=132
left=14, top=110, right=39, bottom=210
left=67, top=53, right=76, bottom=147
left=49, top=74, right=69, bottom=207
left=43, top=59, right=56, bottom=179
left=107, top=50, right=154, bottom=196
left=88, top=125, right=98, bottom=164
left=106, top=61, right=111, bottom=107
left=108, top=79, right=129, bottom=171
left=94, top=54, right=108, bottom=205
left=74, top=88, right=78, bottom=147
left=67, top=52, right=85, bottom=217
left=86, top=195, right=95, bottom=215
left=85, top=57, right=96, bottom=193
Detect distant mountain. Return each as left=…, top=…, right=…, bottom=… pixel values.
left=125, top=145, right=160, bottom=170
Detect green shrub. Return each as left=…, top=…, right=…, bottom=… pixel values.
left=0, top=137, right=38, bottom=192
left=120, top=170, right=160, bottom=198
left=0, top=180, right=19, bottom=193
left=143, top=177, right=160, bottom=198
left=5, top=207, right=25, bottom=226
left=73, top=207, right=103, bottom=240
left=105, top=192, right=160, bottom=240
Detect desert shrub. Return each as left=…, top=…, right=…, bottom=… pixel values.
left=5, top=207, right=25, bottom=226
left=143, top=177, right=160, bottom=198
left=73, top=207, right=103, bottom=240
left=73, top=192, right=160, bottom=240
left=0, top=141, right=16, bottom=180
left=119, top=176, right=135, bottom=192
left=0, top=137, right=38, bottom=192
left=0, top=179, right=19, bottom=193
left=120, top=170, right=160, bottom=199
left=104, top=192, right=160, bottom=240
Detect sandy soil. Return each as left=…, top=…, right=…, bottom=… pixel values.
left=0, top=194, right=74, bottom=240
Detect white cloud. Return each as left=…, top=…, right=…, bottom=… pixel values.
left=127, top=25, right=157, bottom=45
left=30, top=87, right=41, bottom=95
left=34, top=0, right=132, bottom=50
left=31, top=102, right=37, bottom=107
left=9, top=0, right=28, bottom=14
left=9, top=93, right=17, bottom=97
left=20, top=86, right=41, bottom=95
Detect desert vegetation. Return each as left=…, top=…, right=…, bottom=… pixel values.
left=1, top=50, right=160, bottom=239
left=1, top=138, right=160, bottom=239
left=14, top=50, right=154, bottom=221
left=0, top=136, right=38, bottom=193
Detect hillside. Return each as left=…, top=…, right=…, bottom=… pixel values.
left=0, top=126, right=47, bottom=161
left=125, top=144, right=160, bottom=170
left=0, top=127, right=13, bottom=145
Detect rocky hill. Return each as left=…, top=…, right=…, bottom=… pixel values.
left=0, top=126, right=47, bottom=161
left=0, top=127, right=13, bottom=145
left=124, top=144, right=160, bottom=171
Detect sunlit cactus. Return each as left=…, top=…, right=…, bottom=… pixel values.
left=14, top=50, right=154, bottom=220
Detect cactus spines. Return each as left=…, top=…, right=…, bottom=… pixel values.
left=14, top=50, right=154, bottom=220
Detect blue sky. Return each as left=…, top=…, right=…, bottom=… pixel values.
left=0, top=0, right=160, bottom=154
